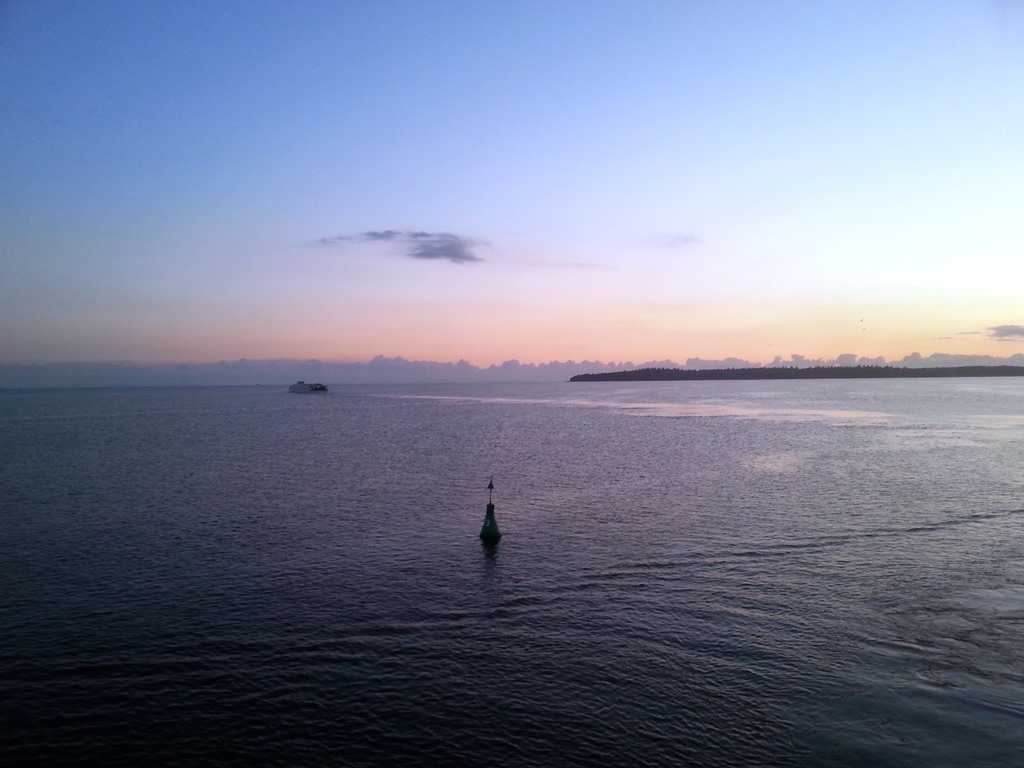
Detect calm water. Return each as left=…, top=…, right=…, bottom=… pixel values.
left=2, top=379, right=1022, bottom=766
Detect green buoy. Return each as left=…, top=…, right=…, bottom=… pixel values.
left=479, top=476, right=502, bottom=542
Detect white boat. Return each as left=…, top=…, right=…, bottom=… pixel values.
left=288, top=381, right=328, bottom=393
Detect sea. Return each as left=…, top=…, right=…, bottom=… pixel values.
left=1, top=379, right=1022, bottom=767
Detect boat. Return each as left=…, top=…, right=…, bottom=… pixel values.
left=288, top=381, right=328, bottom=393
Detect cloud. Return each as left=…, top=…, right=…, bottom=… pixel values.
left=652, top=234, right=703, bottom=249
left=987, top=324, right=1024, bottom=340
left=318, top=230, right=484, bottom=264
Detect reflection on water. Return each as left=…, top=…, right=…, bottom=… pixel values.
left=480, top=540, right=500, bottom=592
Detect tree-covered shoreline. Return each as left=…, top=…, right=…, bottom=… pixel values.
left=570, top=365, right=1024, bottom=382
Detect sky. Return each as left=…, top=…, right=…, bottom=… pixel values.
left=2, top=0, right=1024, bottom=370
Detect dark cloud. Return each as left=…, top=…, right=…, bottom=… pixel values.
left=318, top=230, right=484, bottom=264
left=988, top=325, right=1024, bottom=340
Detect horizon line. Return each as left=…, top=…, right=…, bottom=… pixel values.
left=4, top=349, right=1024, bottom=369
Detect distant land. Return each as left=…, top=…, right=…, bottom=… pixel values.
left=2, top=353, right=1024, bottom=388
left=571, top=365, right=1024, bottom=382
